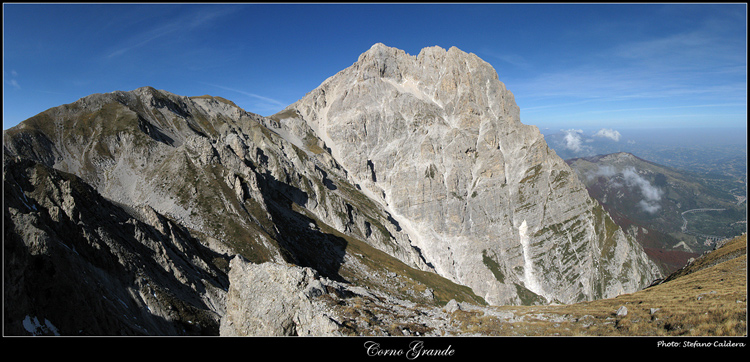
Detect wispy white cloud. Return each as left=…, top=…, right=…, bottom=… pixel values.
left=520, top=66, right=744, bottom=103
left=585, top=165, right=664, bottom=214
left=574, top=102, right=748, bottom=116
left=622, top=167, right=662, bottom=202
left=480, top=48, right=533, bottom=70
left=586, top=165, right=617, bottom=181
left=593, top=128, right=621, bottom=142
left=515, top=15, right=746, bottom=124
left=106, top=7, right=235, bottom=59
left=622, top=167, right=663, bottom=214
left=522, top=99, right=600, bottom=112
left=5, top=70, right=20, bottom=89
left=561, top=129, right=590, bottom=153
left=205, top=83, right=285, bottom=107
left=609, top=24, right=745, bottom=73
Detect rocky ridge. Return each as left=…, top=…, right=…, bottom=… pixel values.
left=3, top=85, right=480, bottom=336
left=4, top=43, right=661, bottom=336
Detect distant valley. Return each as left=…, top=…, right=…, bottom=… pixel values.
left=548, top=128, right=747, bottom=274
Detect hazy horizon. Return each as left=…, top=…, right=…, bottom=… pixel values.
left=540, top=126, right=748, bottom=145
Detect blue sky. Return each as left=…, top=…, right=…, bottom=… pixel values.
left=3, top=3, right=747, bottom=132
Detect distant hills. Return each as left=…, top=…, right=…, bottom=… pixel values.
left=566, top=152, right=747, bottom=273
left=543, top=127, right=747, bottom=179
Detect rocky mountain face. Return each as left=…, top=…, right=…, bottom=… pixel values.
left=271, top=44, right=661, bottom=305
left=4, top=43, right=661, bottom=336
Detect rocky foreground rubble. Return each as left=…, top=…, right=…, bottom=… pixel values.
left=220, top=257, right=459, bottom=336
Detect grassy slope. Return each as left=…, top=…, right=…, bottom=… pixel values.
left=451, top=234, right=746, bottom=336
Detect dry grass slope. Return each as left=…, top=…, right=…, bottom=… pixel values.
left=450, top=234, right=746, bottom=336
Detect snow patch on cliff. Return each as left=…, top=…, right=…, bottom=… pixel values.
left=519, top=220, right=544, bottom=299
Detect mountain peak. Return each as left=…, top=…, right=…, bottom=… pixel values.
left=279, top=43, right=661, bottom=305
left=600, top=152, right=648, bottom=164
left=367, top=42, right=394, bottom=51
left=359, top=43, right=407, bottom=61
left=353, top=43, right=498, bottom=82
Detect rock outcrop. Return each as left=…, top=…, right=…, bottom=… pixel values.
left=219, top=257, right=340, bottom=336
left=219, top=256, right=475, bottom=336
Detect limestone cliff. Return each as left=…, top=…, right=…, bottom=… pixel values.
left=272, top=43, right=662, bottom=305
